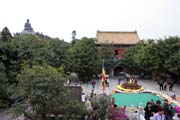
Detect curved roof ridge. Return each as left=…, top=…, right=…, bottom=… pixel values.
left=96, top=30, right=140, bottom=45
left=97, top=30, right=137, bottom=33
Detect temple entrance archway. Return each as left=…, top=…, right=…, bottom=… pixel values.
left=113, top=65, right=125, bottom=76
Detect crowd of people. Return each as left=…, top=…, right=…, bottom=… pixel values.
left=106, top=97, right=180, bottom=120
left=144, top=99, right=178, bottom=120
left=158, top=78, right=174, bottom=91
left=124, top=73, right=138, bottom=84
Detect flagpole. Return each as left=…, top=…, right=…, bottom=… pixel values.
left=102, top=59, right=105, bottom=93
left=102, top=59, right=104, bottom=93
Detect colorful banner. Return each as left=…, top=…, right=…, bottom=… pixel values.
left=102, top=59, right=106, bottom=90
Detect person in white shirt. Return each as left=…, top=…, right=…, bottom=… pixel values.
left=126, top=73, right=130, bottom=82
left=153, top=107, right=166, bottom=120
left=81, top=92, right=85, bottom=103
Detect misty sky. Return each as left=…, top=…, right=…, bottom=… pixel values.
left=0, top=0, right=180, bottom=42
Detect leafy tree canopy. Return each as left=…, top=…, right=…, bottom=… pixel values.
left=0, top=27, right=12, bottom=42
left=68, top=37, right=100, bottom=81
left=122, top=36, right=180, bottom=80
left=14, top=65, right=85, bottom=120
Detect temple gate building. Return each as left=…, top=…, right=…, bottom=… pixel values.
left=95, top=31, right=140, bottom=76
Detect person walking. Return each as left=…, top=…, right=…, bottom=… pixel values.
left=118, top=76, right=121, bottom=85
left=159, top=79, right=163, bottom=91
left=106, top=75, right=110, bottom=87
left=92, top=80, right=96, bottom=89
left=163, top=79, right=168, bottom=91
left=90, top=89, right=94, bottom=98
left=144, top=101, right=153, bottom=120
left=81, top=92, right=86, bottom=104
left=169, top=81, right=174, bottom=91
left=126, top=73, right=130, bottom=82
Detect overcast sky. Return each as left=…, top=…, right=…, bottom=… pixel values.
left=0, top=0, right=180, bottom=42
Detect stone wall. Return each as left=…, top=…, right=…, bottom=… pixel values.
left=66, top=85, right=82, bottom=101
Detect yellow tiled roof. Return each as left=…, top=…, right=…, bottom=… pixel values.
left=96, top=31, right=140, bottom=45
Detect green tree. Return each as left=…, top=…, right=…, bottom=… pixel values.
left=14, top=65, right=85, bottom=120
left=163, top=36, right=180, bottom=78
left=41, top=38, right=70, bottom=68
left=0, top=61, right=10, bottom=105
left=119, top=40, right=146, bottom=74
left=12, top=35, right=46, bottom=67
left=0, top=28, right=17, bottom=105
left=0, top=40, right=18, bottom=83
left=0, top=27, right=12, bottom=42
left=135, top=40, right=156, bottom=70
left=12, top=35, right=70, bottom=70
left=69, top=37, right=100, bottom=81
left=100, top=43, right=114, bottom=74
left=122, top=37, right=180, bottom=81
left=120, top=46, right=137, bottom=67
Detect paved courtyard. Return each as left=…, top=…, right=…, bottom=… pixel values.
left=82, top=77, right=180, bottom=103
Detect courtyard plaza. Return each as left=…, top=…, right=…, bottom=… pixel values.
left=82, top=77, right=180, bottom=103
left=82, top=78, right=180, bottom=119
